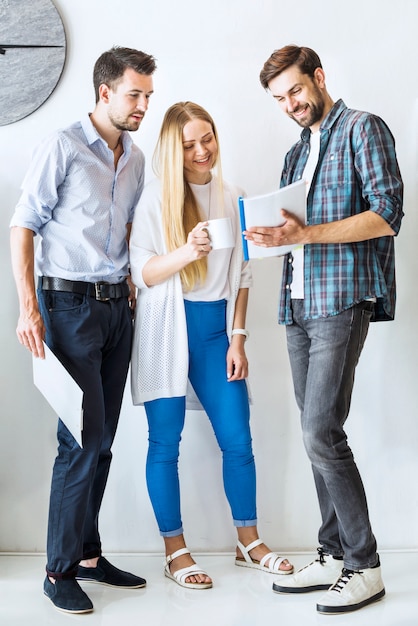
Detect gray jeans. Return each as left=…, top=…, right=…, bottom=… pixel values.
left=286, top=300, right=378, bottom=570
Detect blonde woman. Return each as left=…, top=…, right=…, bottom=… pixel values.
left=130, top=102, right=293, bottom=589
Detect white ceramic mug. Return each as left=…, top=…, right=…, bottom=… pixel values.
left=204, top=217, right=234, bottom=250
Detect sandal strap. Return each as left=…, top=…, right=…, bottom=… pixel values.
left=237, top=538, right=264, bottom=563
left=259, top=551, right=286, bottom=571
left=237, top=540, right=288, bottom=572
left=171, top=563, right=209, bottom=584
left=165, top=547, right=191, bottom=565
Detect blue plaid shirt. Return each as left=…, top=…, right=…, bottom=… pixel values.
left=279, top=99, right=404, bottom=324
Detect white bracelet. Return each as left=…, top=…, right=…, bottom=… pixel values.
left=231, top=328, right=249, bottom=341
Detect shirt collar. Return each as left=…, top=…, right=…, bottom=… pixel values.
left=80, top=114, right=132, bottom=151
left=320, top=99, right=347, bottom=131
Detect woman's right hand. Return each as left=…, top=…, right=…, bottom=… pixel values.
left=142, top=221, right=212, bottom=286
left=186, top=222, right=211, bottom=260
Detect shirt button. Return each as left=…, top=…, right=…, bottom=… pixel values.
left=286, top=284, right=290, bottom=290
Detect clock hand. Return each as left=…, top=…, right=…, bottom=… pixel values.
left=0, top=45, right=64, bottom=55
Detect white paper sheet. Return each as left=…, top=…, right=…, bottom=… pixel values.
left=33, top=343, right=84, bottom=447
left=239, top=179, right=307, bottom=259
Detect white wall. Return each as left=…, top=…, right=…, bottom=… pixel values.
left=1, top=0, right=417, bottom=555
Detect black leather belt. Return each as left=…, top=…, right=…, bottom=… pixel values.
left=39, top=276, right=130, bottom=301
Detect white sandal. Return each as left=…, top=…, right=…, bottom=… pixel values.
left=235, top=539, right=293, bottom=575
left=164, top=547, right=213, bottom=589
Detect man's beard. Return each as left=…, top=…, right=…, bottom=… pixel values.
left=109, top=111, right=143, bottom=132
left=290, top=81, right=325, bottom=129
left=290, top=99, right=325, bottom=129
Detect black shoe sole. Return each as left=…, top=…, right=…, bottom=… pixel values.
left=273, top=583, right=332, bottom=594
left=316, top=588, right=385, bottom=614
left=75, top=577, right=146, bottom=589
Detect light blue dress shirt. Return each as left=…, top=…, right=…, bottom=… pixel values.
left=11, top=115, right=145, bottom=283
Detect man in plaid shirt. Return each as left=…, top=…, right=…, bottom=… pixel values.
left=245, top=45, right=403, bottom=615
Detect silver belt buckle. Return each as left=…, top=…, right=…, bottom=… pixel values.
left=94, top=281, right=110, bottom=301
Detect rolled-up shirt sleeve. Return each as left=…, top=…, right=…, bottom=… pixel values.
left=10, top=133, right=69, bottom=234
left=354, top=115, right=404, bottom=234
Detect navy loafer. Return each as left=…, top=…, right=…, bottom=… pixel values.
left=76, top=556, right=146, bottom=588
left=43, top=576, right=93, bottom=613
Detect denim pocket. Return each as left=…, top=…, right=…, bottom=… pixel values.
left=44, top=291, right=86, bottom=312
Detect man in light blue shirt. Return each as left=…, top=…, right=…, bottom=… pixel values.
left=10, top=46, right=156, bottom=615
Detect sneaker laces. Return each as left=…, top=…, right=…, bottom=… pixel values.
left=297, top=547, right=328, bottom=573
left=329, top=567, right=359, bottom=594
left=317, top=547, right=327, bottom=565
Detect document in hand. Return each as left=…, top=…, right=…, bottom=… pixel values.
left=238, top=179, right=307, bottom=260
left=33, top=342, right=84, bottom=447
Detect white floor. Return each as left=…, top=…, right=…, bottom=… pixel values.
left=1, top=551, right=417, bottom=625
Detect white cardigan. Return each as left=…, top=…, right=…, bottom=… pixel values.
left=130, top=177, right=252, bottom=409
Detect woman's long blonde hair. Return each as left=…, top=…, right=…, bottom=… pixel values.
left=153, top=102, right=223, bottom=291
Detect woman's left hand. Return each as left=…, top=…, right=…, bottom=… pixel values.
left=226, top=340, right=248, bottom=381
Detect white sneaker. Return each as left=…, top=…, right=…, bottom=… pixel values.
left=316, top=564, right=385, bottom=614
left=273, top=548, right=342, bottom=594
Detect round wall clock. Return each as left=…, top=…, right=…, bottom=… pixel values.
left=0, top=0, right=66, bottom=126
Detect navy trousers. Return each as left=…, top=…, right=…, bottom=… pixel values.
left=38, top=289, right=132, bottom=578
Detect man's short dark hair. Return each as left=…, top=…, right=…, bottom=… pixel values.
left=260, top=45, right=322, bottom=90
left=93, top=46, right=157, bottom=102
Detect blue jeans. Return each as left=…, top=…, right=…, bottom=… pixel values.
left=144, top=299, right=256, bottom=536
left=38, top=289, right=132, bottom=578
left=286, top=300, right=378, bottom=570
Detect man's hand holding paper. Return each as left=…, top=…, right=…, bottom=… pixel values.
left=238, top=178, right=307, bottom=259
left=244, top=208, right=307, bottom=248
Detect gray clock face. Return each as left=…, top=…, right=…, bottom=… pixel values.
left=0, top=0, right=66, bottom=126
